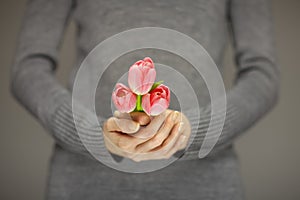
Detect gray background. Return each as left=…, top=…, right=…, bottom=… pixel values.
left=0, top=0, right=299, bottom=199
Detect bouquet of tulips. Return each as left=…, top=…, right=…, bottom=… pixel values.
left=112, top=57, right=170, bottom=116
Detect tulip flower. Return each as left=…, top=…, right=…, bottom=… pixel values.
left=142, top=84, right=170, bottom=116
left=112, top=83, right=137, bottom=113
left=128, top=57, right=156, bottom=95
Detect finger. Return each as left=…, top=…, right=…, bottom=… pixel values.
left=158, top=122, right=184, bottom=153
left=178, top=118, right=191, bottom=150
left=114, top=111, right=131, bottom=119
left=103, top=121, right=144, bottom=155
left=132, top=110, right=171, bottom=139
left=130, top=122, right=183, bottom=162
left=106, top=117, right=140, bottom=134
left=104, top=130, right=144, bottom=153
left=165, top=134, right=186, bottom=159
left=130, top=152, right=159, bottom=162
left=103, top=133, right=125, bottom=156
left=178, top=132, right=189, bottom=150
left=130, top=146, right=165, bottom=162
left=135, top=111, right=179, bottom=153
left=129, top=115, right=187, bottom=162
left=102, top=125, right=123, bottom=147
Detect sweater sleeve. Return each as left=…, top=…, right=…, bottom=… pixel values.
left=180, top=0, right=280, bottom=160
left=10, top=0, right=113, bottom=162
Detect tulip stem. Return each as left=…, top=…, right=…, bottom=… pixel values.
left=136, top=95, right=143, bottom=112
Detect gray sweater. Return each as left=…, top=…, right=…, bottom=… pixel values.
left=11, top=0, right=279, bottom=199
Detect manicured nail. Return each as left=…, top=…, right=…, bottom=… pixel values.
left=129, top=122, right=140, bottom=132
left=114, top=110, right=120, bottom=117
left=180, top=135, right=186, bottom=144
left=172, top=111, right=179, bottom=122
left=178, top=122, right=184, bottom=132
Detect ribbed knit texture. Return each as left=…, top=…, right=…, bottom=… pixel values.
left=11, top=0, right=279, bottom=199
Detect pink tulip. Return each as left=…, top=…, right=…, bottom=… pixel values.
left=142, top=84, right=170, bottom=116
left=112, top=83, right=137, bottom=113
left=128, top=57, right=156, bottom=95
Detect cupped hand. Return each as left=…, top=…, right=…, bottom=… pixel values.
left=102, top=110, right=191, bottom=162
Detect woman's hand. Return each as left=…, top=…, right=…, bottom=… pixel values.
left=102, top=110, right=191, bottom=162
left=102, top=114, right=148, bottom=158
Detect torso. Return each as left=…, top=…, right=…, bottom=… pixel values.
left=47, top=1, right=243, bottom=199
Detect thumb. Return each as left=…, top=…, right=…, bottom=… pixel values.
left=106, top=117, right=140, bottom=134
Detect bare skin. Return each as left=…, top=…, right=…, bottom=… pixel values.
left=102, top=110, right=191, bottom=162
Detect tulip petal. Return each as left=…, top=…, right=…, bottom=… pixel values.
left=115, top=83, right=129, bottom=90
left=150, top=98, right=169, bottom=116
left=128, top=65, right=143, bottom=94
left=143, top=57, right=154, bottom=67
left=112, top=83, right=137, bottom=113
left=142, top=68, right=156, bottom=94
left=130, top=94, right=137, bottom=112
left=141, top=94, right=151, bottom=115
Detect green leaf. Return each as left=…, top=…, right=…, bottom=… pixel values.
left=150, top=81, right=163, bottom=91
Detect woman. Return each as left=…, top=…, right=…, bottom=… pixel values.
left=11, top=0, right=279, bottom=199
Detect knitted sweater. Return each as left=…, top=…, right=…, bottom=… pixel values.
left=11, top=0, right=279, bottom=199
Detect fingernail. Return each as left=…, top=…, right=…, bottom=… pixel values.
left=129, top=122, right=140, bottom=132
left=178, top=122, right=184, bottom=132
left=114, top=110, right=120, bottom=117
left=180, top=135, right=186, bottom=144
left=172, top=111, right=179, bottom=122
